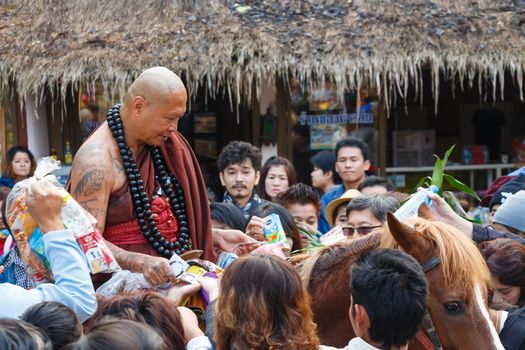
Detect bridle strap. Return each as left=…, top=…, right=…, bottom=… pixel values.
left=421, top=255, right=440, bottom=273
left=420, top=255, right=443, bottom=350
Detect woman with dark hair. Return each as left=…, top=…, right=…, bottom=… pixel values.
left=480, top=238, right=525, bottom=307
left=203, top=255, right=321, bottom=350
left=85, top=291, right=187, bottom=349
left=258, top=156, right=297, bottom=201
left=0, top=318, right=52, bottom=350
left=21, top=301, right=82, bottom=350
left=210, top=202, right=248, bottom=231
left=0, top=146, right=37, bottom=188
left=70, top=319, right=165, bottom=350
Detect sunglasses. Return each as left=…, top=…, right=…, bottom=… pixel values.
left=342, top=225, right=382, bottom=236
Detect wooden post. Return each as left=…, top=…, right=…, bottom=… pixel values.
left=378, top=97, right=387, bottom=177
left=275, top=77, right=292, bottom=160
left=251, top=82, right=261, bottom=147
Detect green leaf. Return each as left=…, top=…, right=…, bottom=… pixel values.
left=431, top=156, right=444, bottom=188
left=442, top=144, right=456, bottom=168
left=443, top=174, right=480, bottom=201
left=412, top=176, right=432, bottom=193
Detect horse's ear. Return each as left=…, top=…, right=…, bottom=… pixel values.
left=386, top=212, right=420, bottom=252
left=418, top=203, right=436, bottom=220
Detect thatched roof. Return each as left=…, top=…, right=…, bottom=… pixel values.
left=1, top=0, right=525, bottom=111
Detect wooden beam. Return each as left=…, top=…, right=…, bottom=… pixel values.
left=275, top=77, right=292, bottom=160
left=378, top=97, right=387, bottom=177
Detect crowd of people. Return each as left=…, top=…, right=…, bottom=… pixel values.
left=1, top=67, right=525, bottom=350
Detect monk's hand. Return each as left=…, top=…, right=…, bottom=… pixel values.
left=0, top=266, right=4, bottom=275
left=141, top=256, right=178, bottom=286
left=212, top=228, right=260, bottom=256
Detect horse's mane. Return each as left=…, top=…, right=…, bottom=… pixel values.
left=380, top=217, right=490, bottom=298
left=300, top=232, right=381, bottom=288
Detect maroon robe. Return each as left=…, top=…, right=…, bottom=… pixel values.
left=68, top=131, right=215, bottom=265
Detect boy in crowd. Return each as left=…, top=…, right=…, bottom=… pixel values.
left=319, top=137, right=370, bottom=233
left=358, top=176, right=395, bottom=195
left=217, top=141, right=268, bottom=218
left=325, top=189, right=361, bottom=229
left=310, top=150, right=340, bottom=195
left=325, top=249, right=428, bottom=350
left=276, top=183, right=322, bottom=243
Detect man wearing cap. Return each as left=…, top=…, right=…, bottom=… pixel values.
left=492, top=190, right=525, bottom=237
left=487, top=174, right=525, bottom=225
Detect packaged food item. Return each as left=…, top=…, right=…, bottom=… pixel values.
left=320, top=225, right=346, bottom=246
left=262, top=214, right=290, bottom=250
left=6, top=157, right=120, bottom=284
left=96, top=270, right=152, bottom=297
left=217, top=251, right=238, bottom=269
left=250, top=242, right=287, bottom=260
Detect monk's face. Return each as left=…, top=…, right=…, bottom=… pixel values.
left=137, top=88, right=187, bottom=146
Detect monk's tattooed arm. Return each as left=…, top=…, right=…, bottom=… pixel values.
left=69, top=147, right=114, bottom=233
left=106, top=241, right=147, bottom=272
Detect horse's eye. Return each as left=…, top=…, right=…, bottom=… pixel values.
left=444, top=302, right=465, bottom=314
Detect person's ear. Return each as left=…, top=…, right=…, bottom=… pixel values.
left=254, top=170, right=261, bottom=186
left=353, top=303, right=370, bottom=330
left=131, top=96, right=145, bottom=115
left=325, top=170, right=333, bottom=181
left=219, top=172, right=226, bottom=187
left=363, top=159, right=371, bottom=172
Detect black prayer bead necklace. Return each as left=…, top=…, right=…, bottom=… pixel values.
left=106, top=104, right=191, bottom=258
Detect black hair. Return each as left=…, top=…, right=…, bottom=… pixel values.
left=258, top=156, right=297, bottom=201
left=1, top=194, right=10, bottom=233
left=210, top=202, right=249, bottom=231
left=217, top=141, right=262, bottom=173
left=275, top=183, right=321, bottom=216
left=346, top=194, right=399, bottom=223
left=335, top=137, right=369, bottom=161
left=351, top=249, right=428, bottom=349
left=70, top=319, right=165, bottom=350
left=21, top=302, right=82, bottom=350
left=358, top=176, right=395, bottom=192
left=0, top=319, right=52, bottom=350
left=252, top=202, right=303, bottom=252
left=310, top=150, right=341, bottom=184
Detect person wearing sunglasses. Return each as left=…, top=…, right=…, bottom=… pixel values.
left=343, top=194, right=399, bottom=241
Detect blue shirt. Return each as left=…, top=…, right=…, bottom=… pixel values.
left=319, top=184, right=346, bottom=234
left=0, top=230, right=96, bottom=321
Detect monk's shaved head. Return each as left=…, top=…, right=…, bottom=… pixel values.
left=125, top=67, right=186, bottom=107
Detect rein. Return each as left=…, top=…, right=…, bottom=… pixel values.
left=420, top=255, right=444, bottom=350
left=421, top=255, right=440, bottom=273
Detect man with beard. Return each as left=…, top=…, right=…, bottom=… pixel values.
left=218, top=141, right=269, bottom=218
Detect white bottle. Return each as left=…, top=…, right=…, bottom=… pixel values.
left=394, top=185, right=439, bottom=220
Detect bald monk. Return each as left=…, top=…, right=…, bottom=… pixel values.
left=69, top=67, right=255, bottom=286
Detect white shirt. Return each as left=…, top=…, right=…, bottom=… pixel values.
left=322, top=337, right=381, bottom=350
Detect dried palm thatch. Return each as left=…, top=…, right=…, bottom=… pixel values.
left=0, top=0, right=524, bottom=113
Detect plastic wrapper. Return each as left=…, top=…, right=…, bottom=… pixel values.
left=320, top=225, right=346, bottom=246
left=263, top=214, right=290, bottom=250
left=217, top=251, right=238, bottom=269
left=250, top=242, right=287, bottom=260
left=96, top=270, right=152, bottom=297
left=5, top=157, right=119, bottom=284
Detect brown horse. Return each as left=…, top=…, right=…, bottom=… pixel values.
left=382, top=213, right=504, bottom=350
left=302, top=214, right=504, bottom=349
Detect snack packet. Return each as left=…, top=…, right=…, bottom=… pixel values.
left=262, top=214, right=290, bottom=250
left=216, top=251, right=238, bottom=269
left=320, top=225, right=346, bottom=246
left=6, top=157, right=120, bottom=284
left=250, top=242, right=287, bottom=260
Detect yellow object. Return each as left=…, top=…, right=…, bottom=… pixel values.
left=325, top=189, right=362, bottom=225
left=50, top=148, right=58, bottom=161
left=64, top=141, right=73, bottom=165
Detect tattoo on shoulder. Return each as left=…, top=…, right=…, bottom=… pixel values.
left=73, top=169, right=105, bottom=197
left=112, top=157, right=125, bottom=175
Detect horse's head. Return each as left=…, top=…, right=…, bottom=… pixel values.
left=383, top=213, right=504, bottom=350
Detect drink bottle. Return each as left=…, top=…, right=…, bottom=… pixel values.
left=394, top=185, right=439, bottom=220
